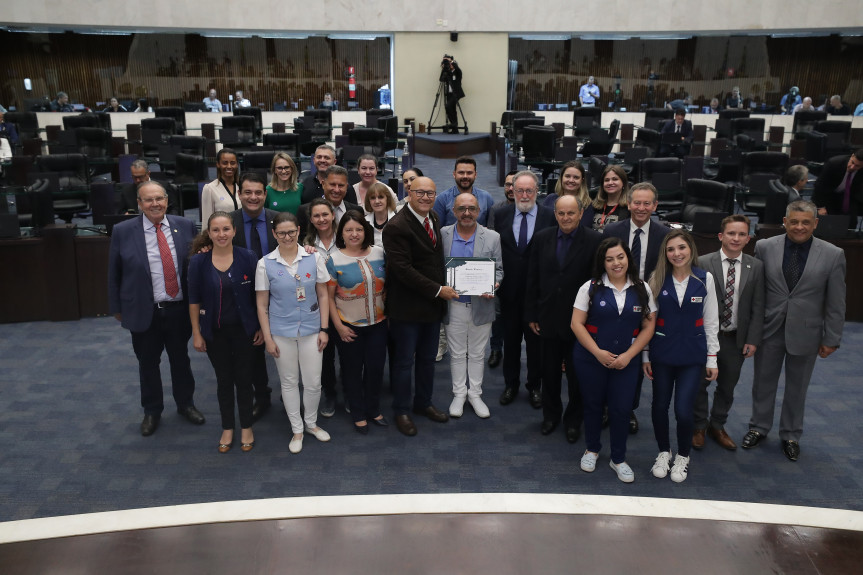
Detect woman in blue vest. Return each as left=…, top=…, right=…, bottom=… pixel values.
left=188, top=211, right=263, bottom=453
left=644, top=230, right=719, bottom=483
left=256, top=212, right=332, bottom=454
left=571, top=237, right=657, bottom=483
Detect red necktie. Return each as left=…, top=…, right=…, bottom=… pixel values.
left=423, top=217, right=436, bottom=247
left=156, top=223, right=179, bottom=298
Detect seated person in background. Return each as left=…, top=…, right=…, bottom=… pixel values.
left=707, top=98, right=721, bottom=114
left=659, top=109, right=693, bottom=159
left=234, top=90, right=251, bottom=108
left=726, top=87, right=744, bottom=109
left=319, top=93, right=338, bottom=111
left=824, top=95, right=850, bottom=116
left=0, top=109, right=20, bottom=146
left=780, top=86, right=801, bottom=114
left=792, top=97, right=816, bottom=114
left=665, top=95, right=690, bottom=112
left=778, top=165, right=807, bottom=204
left=50, top=91, right=74, bottom=112
left=203, top=89, right=222, bottom=113
left=133, top=98, right=152, bottom=113
left=117, top=159, right=180, bottom=215
left=103, top=97, right=128, bottom=113
left=812, top=148, right=863, bottom=229
left=854, top=102, right=863, bottom=117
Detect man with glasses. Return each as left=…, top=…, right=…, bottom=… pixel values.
left=108, top=181, right=204, bottom=436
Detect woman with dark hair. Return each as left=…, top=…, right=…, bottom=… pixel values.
left=644, top=230, right=719, bottom=483
left=188, top=211, right=263, bottom=453
left=201, top=148, right=240, bottom=222
left=543, top=160, right=594, bottom=226
left=396, top=167, right=423, bottom=211
left=266, top=152, right=303, bottom=214
left=571, top=237, right=656, bottom=482
left=326, top=210, right=388, bottom=434
left=256, top=211, right=332, bottom=454
left=354, top=153, right=397, bottom=209
left=364, top=182, right=398, bottom=247
left=103, top=97, right=127, bottom=113
left=590, top=165, right=630, bottom=232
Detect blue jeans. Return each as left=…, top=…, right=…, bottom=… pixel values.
left=390, top=319, right=440, bottom=415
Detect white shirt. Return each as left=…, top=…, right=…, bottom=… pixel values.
left=628, top=219, right=651, bottom=280
left=255, top=247, right=330, bottom=291
left=406, top=203, right=436, bottom=243
left=143, top=216, right=182, bottom=303
left=365, top=210, right=396, bottom=248
left=719, top=249, right=743, bottom=331
left=574, top=274, right=657, bottom=314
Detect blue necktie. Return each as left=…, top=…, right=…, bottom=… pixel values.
left=631, top=228, right=643, bottom=277
left=517, top=212, right=528, bottom=253
left=250, top=218, right=264, bottom=259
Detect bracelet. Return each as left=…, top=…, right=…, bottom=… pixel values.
left=320, top=327, right=329, bottom=332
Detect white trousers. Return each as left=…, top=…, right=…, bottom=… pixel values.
left=272, top=333, right=322, bottom=434
left=446, top=301, right=492, bottom=398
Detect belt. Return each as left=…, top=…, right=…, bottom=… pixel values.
left=155, top=300, right=184, bottom=309
left=720, top=330, right=737, bottom=338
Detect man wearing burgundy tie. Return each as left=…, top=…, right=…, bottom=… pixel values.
left=108, top=181, right=204, bottom=436
left=812, top=149, right=863, bottom=230
left=693, top=215, right=764, bottom=451
left=383, top=176, right=458, bottom=436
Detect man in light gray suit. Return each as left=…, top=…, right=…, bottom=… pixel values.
left=441, top=192, right=503, bottom=419
left=693, top=215, right=764, bottom=451
left=742, top=200, right=846, bottom=462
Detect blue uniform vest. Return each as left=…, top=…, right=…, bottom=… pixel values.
left=264, top=253, right=321, bottom=338
left=649, top=267, right=708, bottom=366
left=573, top=282, right=643, bottom=361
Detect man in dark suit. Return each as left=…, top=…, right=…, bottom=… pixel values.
left=230, top=171, right=277, bottom=419
left=108, top=181, right=205, bottom=436
left=693, top=215, right=764, bottom=451
left=495, top=170, right=555, bottom=408
left=659, top=108, right=693, bottom=158
left=297, top=165, right=359, bottom=237
left=604, top=183, right=670, bottom=433
left=383, top=176, right=458, bottom=436
left=441, top=56, right=465, bottom=134
left=300, top=145, right=358, bottom=205
left=526, top=195, right=602, bottom=442
left=812, top=149, right=863, bottom=230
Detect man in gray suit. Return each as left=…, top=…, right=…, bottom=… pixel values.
left=693, top=215, right=764, bottom=451
left=742, top=201, right=846, bottom=461
left=441, top=193, right=503, bottom=419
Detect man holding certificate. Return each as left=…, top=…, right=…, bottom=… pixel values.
left=441, top=193, right=504, bottom=419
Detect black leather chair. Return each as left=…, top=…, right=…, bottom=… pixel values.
left=220, top=116, right=257, bottom=151
left=62, top=114, right=101, bottom=131
left=155, top=106, right=187, bottom=136
left=814, top=120, right=852, bottom=157
left=737, top=151, right=790, bottom=218
left=140, top=117, right=177, bottom=159
left=573, top=107, right=602, bottom=138
left=510, top=117, right=545, bottom=153
left=74, top=127, right=111, bottom=160
left=715, top=109, right=751, bottom=139
left=3, top=112, right=39, bottom=141
left=35, top=153, right=91, bottom=223
left=263, top=133, right=301, bottom=161
left=641, top=157, right=684, bottom=210
left=366, top=109, right=393, bottom=128
left=95, top=112, right=112, bottom=132
left=634, top=127, right=661, bottom=157
left=242, top=150, right=276, bottom=178
left=729, top=117, right=766, bottom=151
left=234, top=107, right=263, bottom=140
left=521, top=124, right=557, bottom=181
left=501, top=111, right=535, bottom=140
left=644, top=108, right=674, bottom=131
left=665, top=179, right=735, bottom=222
left=348, top=128, right=385, bottom=157
left=791, top=110, right=827, bottom=139
left=587, top=156, right=607, bottom=195
left=580, top=119, right=620, bottom=158
left=303, top=109, right=333, bottom=141
left=168, top=135, right=207, bottom=158
left=172, top=153, right=208, bottom=212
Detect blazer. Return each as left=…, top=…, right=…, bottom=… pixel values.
left=495, top=203, right=555, bottom=304
left=660, top=119, right=694, bottom=142
left=698, top=250, right=765, bottom=350
left=440, top=224, right=504, bottom=326
left=603, top=218, right=670, bottom=281
left=296, top=200, right=359, bottom=239
left=187, top=247, right=260, bottom=340
left=382, top=207, right=447, bottom=323
left=812, top=154, right=863, bottom=225
left=231, top=208, right=279, bottom=255
left=108, top=214, right=198, bottom=332
left=525, top=224, right=603, bottom=340
left=755, top=234, right=846, bottom=356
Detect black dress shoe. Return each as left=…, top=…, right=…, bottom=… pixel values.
left=355, top=423, right=370, bottom=435
left=566, top=427, right=580, bottom=444
left=413, top=405, right=449, bottom=423
left=252, top=401, right=271, bottom=422
left=487, top=350, right=502, bottom=368
left=782, top=440, right=800, bottom=462
left=629, top=411, right=639, bottom=435
left=528, top=389, right=542, bottom=409
left=540, top=420, right=558, bottom=435
left=178, top=406, right=206, bottom=425
left=140, top=414, right=160, bottom=436
left=371, top=416, right=389, bottom=427
left=395, top=414, right=417, bottom=436
left=499, top=387, right=518, bottom=406
left=741, top=429, right=765, bottom=449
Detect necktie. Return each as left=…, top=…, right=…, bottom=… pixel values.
left=423, top=217, right=436, bottom=247
left=722, top=258, right=737, bottom=329
left=785, top=245, right=800, bottom=292
left=842, top=171, right=853, bottom=214
left=250, top=218, right=264, bottom=259
left=676, top=124, right=680, bottom=134
left=556, top=233, right=571, bottom=267
left=631, top=228, right=643, bottom=277
left=517, top=212, right=528, bottom=252
left=156, top=223, right=179, bottom=298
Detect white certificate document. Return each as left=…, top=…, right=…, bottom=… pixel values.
left=446, top=257, right=496, bottom=296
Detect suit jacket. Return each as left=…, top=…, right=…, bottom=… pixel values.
left=441, top=224, right=504, bottom=326
left=0, top=121, right=19, bottom=146
left=108, top=214, right=198, bottom=332
left=296, top=201, right=359, bottom=240
left=300, top=174, right=359, bottom=205
left=660, top=119, right=693, bottom=142
left=755, top=234, right=845, bottom=356
left=495, top=203, right=556, bottom=304
left=698, top=251, right=765, bottom=349
left=525, top=224, right=603, bottom=340
left=603, top=218, right=670, bottom=281
left=812, top=154, right=863, bottom=225
left=231, top=208, right=278, bottom=255
left=187, top=246, right=260, bottom=340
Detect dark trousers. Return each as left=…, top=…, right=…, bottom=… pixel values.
left=575, top=353, right=640, bottom=464
left=205, top=323, right=255, bottom=429
left=445, top=94, right=459, bottom=131
left=632, top=370, right=645, bottom=411
left=336, top=321, right=388, bottom=423
left=251, top=344, right=272, bottom=405
left=651, top=363, right=703, bottom=457
left=130, top=304, right=195, bottom=416
left=541, top=338, right=582, bottom=429
left=390, top=319, right=440, bottom=416
left=695, top=332, right=745, bottom=430
left=489, top=300, right=503, bottom=352
left=502, top=305, right=541, bottom=392
left=321, top=326, right=338, bottom=400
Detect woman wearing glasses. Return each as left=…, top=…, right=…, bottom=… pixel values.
left=256, top=212, right=332, bottom=454
left=266, top=152, right=304, bottom=214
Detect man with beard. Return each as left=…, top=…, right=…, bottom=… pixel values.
left=433, top=156, right=494, bottom=227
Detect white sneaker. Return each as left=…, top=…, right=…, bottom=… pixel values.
left=610, top=461, right=635, bottom=483
left=580, top=450, right=598, bottom=472
left=670, top=454, right=690, bottom=483
left=651, top=451, right=672, bottom=478
left=289, top=435, right=303, bottom=454
left=468, top=396, right=490, bottom=418
left=305, top=426, right=331, bottom=442
left=449, top=396, right=466, bottom=418
left=436, top=340, right=448, bottom=362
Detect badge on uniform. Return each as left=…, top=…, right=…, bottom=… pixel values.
left=691, top=296, right=703, bottom=303
left=599, top=300, right=607, bottom=307
left=662, top=290, right=668, bottom=296
left=296, top=286, right=307, bottom=301
left=633, top=306, right=642, bottom=312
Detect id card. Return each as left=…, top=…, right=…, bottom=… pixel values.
left=296, top=286, right=307, bottom=301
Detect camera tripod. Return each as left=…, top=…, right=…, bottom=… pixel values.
left=428, top=81, right=469, bottom=134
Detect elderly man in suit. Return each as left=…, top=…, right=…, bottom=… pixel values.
left=526, top=195, right=602, bottom=442
left=812, top=149, right=863, bottom=230
left=742, top=200, right=846, bottom=461
left=108, top=181, right=205, bottom=436
left=495, top=170, right=555, bottom=408
left=441, top=192, right=503, bottom=419
left=659, top=108, right=693, bottom=158
left=693, top=215, right=764, bottom=451
left=604, top=183, right=670, bottom=433
left=383, top=176, right=458, bottom=436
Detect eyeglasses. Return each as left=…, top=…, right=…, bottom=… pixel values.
left=504, top=182, right=514, bottom=188
left=139, top=196, right=168, bottom=205
left=454, top=206, right=479, bottom=213
left=274, top=230, right=299, bottom=239
left=274, top=166, right=292, bottom=172
left=412, top=190, right=436, bottom=198
left=513, top=188, right=537, bottom=196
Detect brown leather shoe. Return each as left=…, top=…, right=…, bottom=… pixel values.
left=708, top=427, right=738, bottom=450
left=395, top=414, right=417, bottom=436
left=413, top=405, right=449, bottom=423
left=692, top=428, right=706, bottom=450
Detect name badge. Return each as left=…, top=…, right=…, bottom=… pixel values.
left=691, top=296, right=703, bottom=303
left=296, top=286, right=307, bottom=301
left=633, top=306, right=642, bottom=312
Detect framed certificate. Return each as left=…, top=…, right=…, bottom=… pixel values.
left=445, top=257, right=496, bottom=296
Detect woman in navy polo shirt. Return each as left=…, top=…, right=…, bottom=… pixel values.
left=644, top=230, right=719, bottom=483
left=571, top=237, right=656, bottom=483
